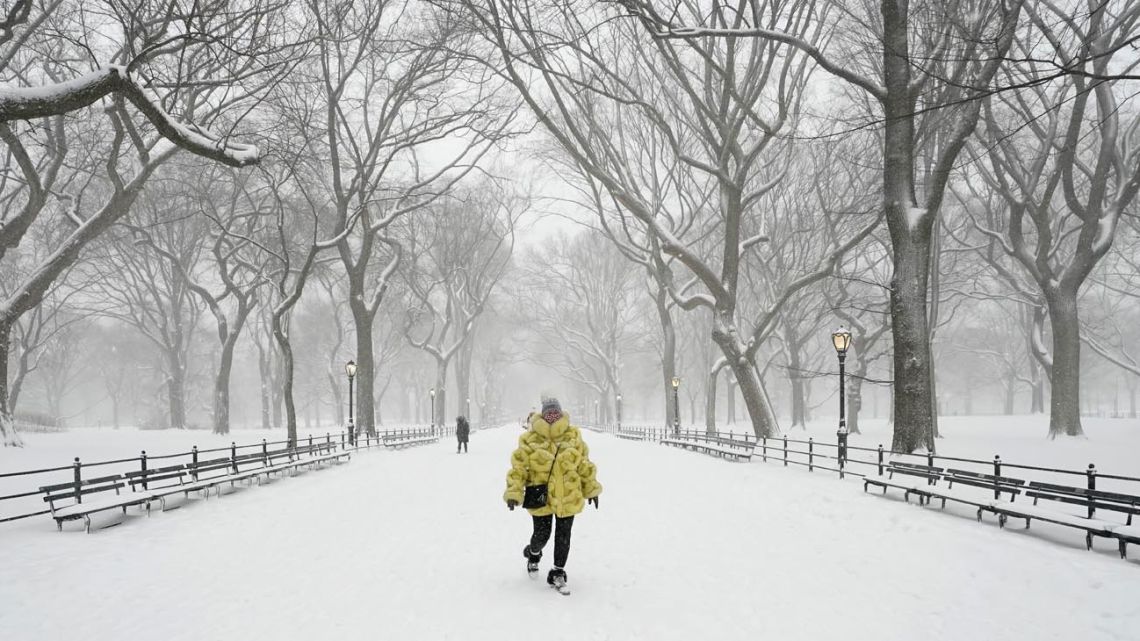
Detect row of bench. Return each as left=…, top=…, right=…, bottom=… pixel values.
left=866, top=461, right=1140, bottom=558
left=41, top=444, right=351, bottom=533
left=381, top=432, right=438, bottom=449
left=660, top=434, right=755, bottom=462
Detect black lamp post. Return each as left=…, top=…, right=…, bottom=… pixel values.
left=466, top=396, right=471, bottom=421
left=671, top=376, right=681, bottom=436
left=832, top=326, right=852, bottom=478
left=429, top=388, right=436, bottom=436
left=345, top=361, right=357, bottom=446
left=616, top=393, right=623, bottom=432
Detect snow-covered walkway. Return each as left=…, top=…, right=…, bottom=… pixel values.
left=1, top=426, right=1137, bottom=640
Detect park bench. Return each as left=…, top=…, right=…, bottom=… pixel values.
left=660, top=434, right=753, bottom=462
left=922, top=468, right=1026, bottom=520
left=616, top=431, right=650, bottom=441
left=988, top=481, right=1140, bottom=554
left=863, top=461, right=943, bottom=504
left=382, top=432, right=437, bottom=449
left=41, top=474, right=149, bottom=533
left=125, top=463, right=193, bottom=512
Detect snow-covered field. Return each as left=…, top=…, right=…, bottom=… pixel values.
left=1, top=421, right=1137, bottom=640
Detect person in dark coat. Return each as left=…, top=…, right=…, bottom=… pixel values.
left=456, top=415, right=470, bottom=453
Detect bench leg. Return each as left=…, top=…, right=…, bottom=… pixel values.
left=998, top=514, right=1007, bottom=528
left=56, top=518, right=63, bottom=532
left=976, top=507, right=983, bottom=522
left=1120, top=540, right=1127, bottom=559
left=84, top=514, right=92, bottom=534
left=1085, top=532, right=1094, bottom=551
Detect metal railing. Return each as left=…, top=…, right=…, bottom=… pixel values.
left=610, top=425, right=1140, bottom=499
left=0, top=425, right=438, bottom=526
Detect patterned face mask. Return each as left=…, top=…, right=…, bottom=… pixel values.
left=542, top=409, right=562, bottom=424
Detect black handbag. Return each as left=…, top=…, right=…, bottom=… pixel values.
left=522, top=444, right=561, bottom=509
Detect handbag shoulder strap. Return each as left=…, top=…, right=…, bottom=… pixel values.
left=547, top=443, right=561, bottom=477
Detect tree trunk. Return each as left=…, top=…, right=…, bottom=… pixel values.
left=272, top=317, right=298, bottom=447
left=0, top=320, right=23, bottom=446
left=887, top=238, right=936, bottom=452
left=726, top=374, right=736, bottom=425
left=350, top=304, right=378, bottom=436
left=456, top=341, right=474, bottom=419
left=1029, top=358, right=1045, bottom=414
left=847, top=370, right=864, bottom=435
left=1003, top=374, right=1016, bottom=415
left=711, top=324, right=778, bottom=437
left=733, top=361, right=779, bottom=438
left=1046, top=291, right=1084, bottom=437
left=705, top=365, right=721, bottom=433
left=166, top=348, right=187, bottom=430
left=786, top=325, right=806, bottom=429
left=433, top=365, right=448, bottom=428
left=257, top=341, right=272, bottom=430
left=1129, top=381, right=1136, bottom=419
left=212, top=335, right=239, bottom=435
left=880, top=0, right=936, bottom=454
left=654, top=281, right=678, bottom=430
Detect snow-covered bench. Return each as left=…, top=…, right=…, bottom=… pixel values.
left=382, top=432, right=437, bottom=449
left=41, top=474, right=150, bottom=533
left=989, top=482, right=1140, bottom=553
left=660, top=436, right=754, bottom=462
left=923, top=468, right=1026, bottom=520
left=863, top=461, right=943, bottom=503
left=616, top=431, right=650, bottom=441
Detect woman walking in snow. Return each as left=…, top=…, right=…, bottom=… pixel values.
left=504, top=397, right=602, bottom=595
left=456, top=415, right=470, bottom=453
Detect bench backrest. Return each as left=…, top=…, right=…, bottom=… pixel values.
left=944, top=468, right=1026, bottom=495
left=125, top=463, right=188, bottom=491
left=1027, top=481, right=1140, bottom=519
left=888, top=461, right=943, bottom=481
left=41, top=474, right=124, bottom=508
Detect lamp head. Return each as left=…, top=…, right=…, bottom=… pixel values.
left=831, top=326, right=853, bottom=355
left=429, top=388, right=435, bottom=398
left=345, top=360, right=357, bottom=378
left=671, top=376, right=681, bottom=389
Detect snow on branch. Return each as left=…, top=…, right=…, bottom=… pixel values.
left=0, top=66, right=261, bottom=167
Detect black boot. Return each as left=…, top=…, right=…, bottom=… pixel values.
left=547, top=567, right=569, bottom=594
left=523, top=545, right=541, bottom=578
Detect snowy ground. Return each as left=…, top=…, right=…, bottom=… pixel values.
left=1, top=423, right=1137, bottom=640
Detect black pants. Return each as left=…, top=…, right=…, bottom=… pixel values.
left=529, top=515, right=574, bottom=568
left=457, top=440, right=467, bottom=453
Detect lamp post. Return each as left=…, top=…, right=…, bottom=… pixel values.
left=429, top=388, right=436, bottom=436
left=345, top=361, right=357, bottom=446
left=466, top=397, right=471, bottom=421
left=594, top=399, right=599, bottom=425
left=671, top=376, right=681, bottom=436
left=616, top=393, right=623, bottom=432
left=831, top=326, right=853, bottom=478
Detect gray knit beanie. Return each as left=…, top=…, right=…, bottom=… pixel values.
left=541, top=397, right=561, bottom=414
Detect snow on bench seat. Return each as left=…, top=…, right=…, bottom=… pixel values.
left=987, top=500, right=1120, bottom=549
left=51, top=493, right=147, bottom=519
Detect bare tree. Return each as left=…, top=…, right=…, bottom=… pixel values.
left=958, top=2, right=1140, bottom=437
left=0, top=0, right=284, bottom=444
left=612, top=0, right=1022, bottom=450
left=402, top=185, right=519, bottom=423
